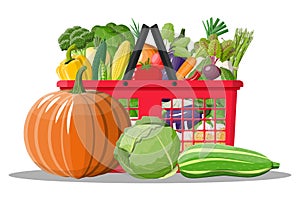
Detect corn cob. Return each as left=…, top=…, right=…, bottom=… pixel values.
left=111, top=40, right=131, bottom=80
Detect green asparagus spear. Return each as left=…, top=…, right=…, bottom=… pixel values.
left=230, top=28, right=254, bottom=79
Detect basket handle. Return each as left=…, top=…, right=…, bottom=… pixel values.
left=122, top=24, right=177, bottom=80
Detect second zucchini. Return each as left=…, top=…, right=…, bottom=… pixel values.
left=178, top=143, right=280, bottom=178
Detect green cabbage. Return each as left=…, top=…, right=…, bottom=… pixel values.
left=114, top=116, right=180, bottom=179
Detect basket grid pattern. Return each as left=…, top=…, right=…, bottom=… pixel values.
left=118, top=97, right=227, bottom=152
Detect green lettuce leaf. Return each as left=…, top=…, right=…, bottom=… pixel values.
left=208, top=34, right=218, bottom=41
left=220, top=67, right=234, bottom=80
left=161, top=23, right=175, bottom=43
left=173, top=46, right=191, bottom=57
left=208, top=39, right=222, bottom=58
left=199, top=38, right=209, bottom=51
left=221, top=40, right=235, bottom=62
left=172, top=37, right=190, bottom=48
left=193, top=38, right=211, bottom=58
left=195, top=46, right=209, bottom=58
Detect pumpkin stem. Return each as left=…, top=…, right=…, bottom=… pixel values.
left=71, top=66, right=87, bottom=94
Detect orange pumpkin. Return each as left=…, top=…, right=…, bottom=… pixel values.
left=24, top=66, right=131, bottom=178
left=138, top=43, right=158, bottom=64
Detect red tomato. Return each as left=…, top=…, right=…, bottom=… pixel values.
left=133, top=64, right=162, bottom=80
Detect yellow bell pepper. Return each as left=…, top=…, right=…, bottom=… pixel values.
left=56, top=44, right=92, bottom=80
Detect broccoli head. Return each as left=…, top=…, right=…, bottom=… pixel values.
left=81, top=31, right=94, bottom=43
left=70, top=29, right=85, bottom=40
left=65, top=26, right=81, bottom=34
left=59, top=40, right=70, bottom=51
left=70, top=36, right=85, bottom=49
left=58, top=26, right=94, bottom=52
left=80, top=28, right=89, bottom=33
left=58, top=32, right=70, bottom=44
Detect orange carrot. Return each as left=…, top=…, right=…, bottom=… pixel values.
left=176, top=57, right=197, bottom=80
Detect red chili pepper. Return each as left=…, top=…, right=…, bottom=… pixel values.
left=186, top=71, right=201, bottom=81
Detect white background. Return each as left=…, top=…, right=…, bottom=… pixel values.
left=1, top=0, right=299, bottom=200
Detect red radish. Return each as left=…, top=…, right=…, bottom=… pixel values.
left=151, top=52, right=164, bottom=70
left=151, top=52, right=163, bottom=65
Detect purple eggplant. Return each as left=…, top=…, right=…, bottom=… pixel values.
left=172, top=56, right=185, bottom=71
left=164, top=105, right=202, bottom=129
left=161, top=28, right=186, bottom=82
left=168, top=28, right=187, bottom=72
left=167, top=51, right=186, bottom=73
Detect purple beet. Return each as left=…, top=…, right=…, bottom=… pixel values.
left=202, top=64, right=221, bottom=80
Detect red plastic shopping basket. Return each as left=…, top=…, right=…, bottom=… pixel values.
left=57, top=80, right=243, bottom=148
left=57, top=24, right=243, bottom=172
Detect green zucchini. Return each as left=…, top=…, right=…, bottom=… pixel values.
left=92, top=40, right=107, bottom=80
left=178, top=143, right=279, bottom=178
